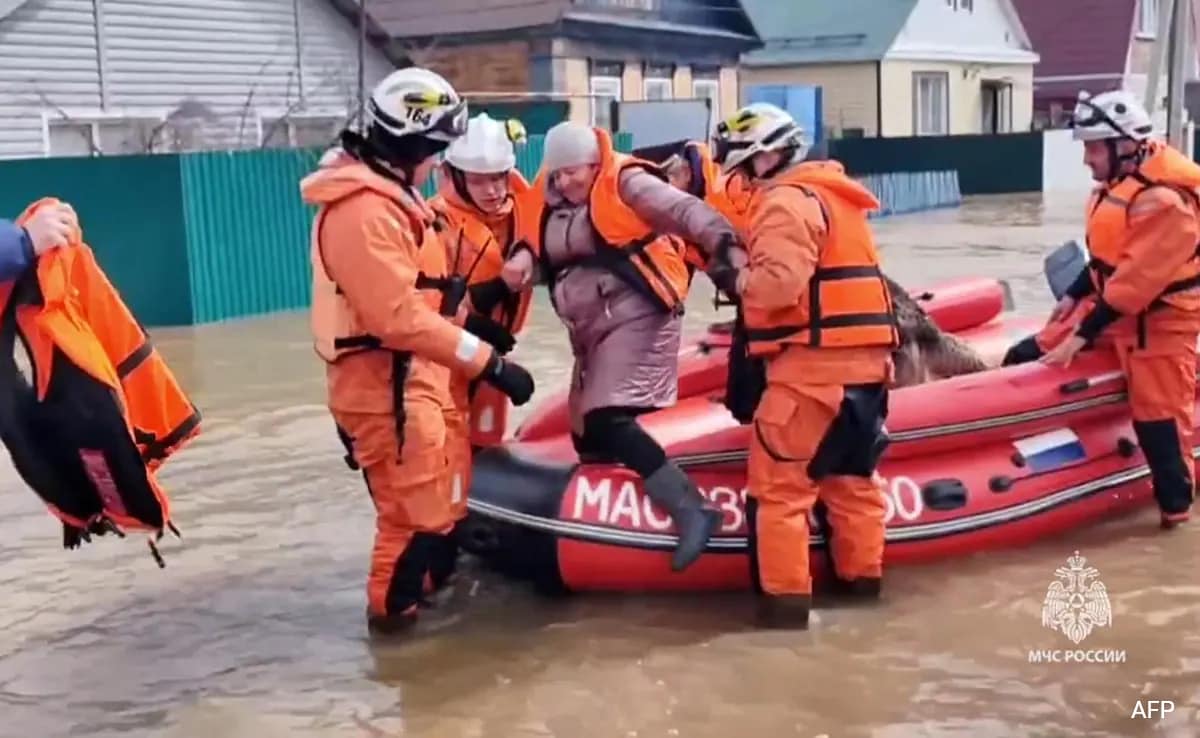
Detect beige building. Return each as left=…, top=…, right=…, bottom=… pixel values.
left=363, top=0, right=758, bottom=136
left=739, top=0, right=1039, bottom=139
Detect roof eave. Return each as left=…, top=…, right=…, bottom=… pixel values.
left=561, top=11, right=758, bottom=44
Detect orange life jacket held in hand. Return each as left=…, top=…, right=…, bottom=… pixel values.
left=0, top=199, right=200, bottom=563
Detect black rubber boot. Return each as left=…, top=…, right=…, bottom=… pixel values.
left=756, top=594, right=811, bottom=630
left=827, top=575, right=882, bottom=602
left=427, top=528, right=461, bottom=595
left=643, top=462, right=722, bottom=571
left=366, top=606, right=418, bottom=636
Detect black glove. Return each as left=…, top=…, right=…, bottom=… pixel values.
left=468, top=276, right=512, bottom=315
left=438, top=275, right=468, bottom=317
left=465, top=313, right=516, bottom=354
left=707, top=263, right=740, bottom=302
left=482, top=353, right=534, bottom=406
left=706, top=233, right=742, bottom=301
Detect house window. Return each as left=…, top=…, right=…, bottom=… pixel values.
left=644, top=76, right=672, bottom=101
left=590, top=65, right=622, bottom=130
left=693, top=77, right=720, bottom=135
left=46, top=116, right=168, bottom=156
left=259, top=113, right=344, bottom=149
left=981, top=81, right=1013, bottom=134
left=913, top=72, right=949, bottom=136
left=1138, top=0, right=1159, bottom=38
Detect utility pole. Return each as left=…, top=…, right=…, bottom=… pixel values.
left=1145, top=0, right=1177, bottom=122
left=1168, top=0, right=1190, bottom=148
left=357, top=0, right=367, bottom=128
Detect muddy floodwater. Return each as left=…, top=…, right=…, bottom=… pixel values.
left=1, top=193, right=1197, bottom=738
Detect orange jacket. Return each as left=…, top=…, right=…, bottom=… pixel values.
left=301, top=152, right=493, bottom=416
left=1, top=198, right=199, bottom=544
left=740, top=160, right=899, bottom=361
left=1080, top=140, right=1200, bottom=339
left=431, top=169, right=534, bottom=335
left=518, top=127, right=692, bottom=314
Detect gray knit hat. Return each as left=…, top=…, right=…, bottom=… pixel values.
left=542, top=122, right=601, bottom=172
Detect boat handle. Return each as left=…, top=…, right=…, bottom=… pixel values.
left=1058, top=370, right=1125, bottom=394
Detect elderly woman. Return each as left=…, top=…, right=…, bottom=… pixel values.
left=504, top=122, right=742, bottom=572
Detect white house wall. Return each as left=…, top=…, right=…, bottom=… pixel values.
left=0, top=0, right=101, bottom=158
left=887, top=0, right=1039, bottom=65
left=0, top=0, right=394, bottom=160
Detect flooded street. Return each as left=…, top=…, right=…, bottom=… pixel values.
left=1, top=193, right=1197, bottom=738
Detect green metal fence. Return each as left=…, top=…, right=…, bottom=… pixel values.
left=0, top=131, right=632, bottom=327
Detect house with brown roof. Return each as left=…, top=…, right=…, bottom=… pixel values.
left=360, top=0, right=760, bottom=134
left=1011, top=0, right=1175, bottom=128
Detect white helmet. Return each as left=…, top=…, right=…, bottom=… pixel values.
left=1071, top=90, right=1154, bottom=142
left=366, top=67, right=468, bottom=144
left=444, top=114, right=527, bottom=173
left=711, top=102, right=808, bottom=174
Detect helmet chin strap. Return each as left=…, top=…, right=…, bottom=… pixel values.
left=447, top=165, right=480, bottom=211
left=747, top=146, right=798, bottom=180
left=1104, top=138, right=1148, bottom=182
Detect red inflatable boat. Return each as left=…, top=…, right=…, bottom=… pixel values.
left=515, top=276, right=1038, bottom=442
left=459, top=277, right=1197, bottom=594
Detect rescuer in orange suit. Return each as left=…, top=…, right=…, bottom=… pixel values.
left=1038, top=89, right=1200, bottom=530
left=708, top=103, right=900, bottom=629
left=427, top=113, right=536, bottom=590
left=300, top=68, right=536, bottom=635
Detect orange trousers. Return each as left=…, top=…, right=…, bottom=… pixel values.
left=1114, top=330, right=1198, bottom=520
left=333, top=404, right=453, bottom=618
left=746, top=382, right=889, bottom=596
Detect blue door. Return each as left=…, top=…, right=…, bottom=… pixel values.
left=745, top=85, right=824, bottom=146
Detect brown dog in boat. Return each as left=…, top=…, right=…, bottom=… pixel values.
left=883, top=274, right=990, bottom=388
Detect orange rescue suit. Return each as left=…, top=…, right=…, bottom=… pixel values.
left=738, top=160, right=898, bottom=619
left=430, top=169, right=534, bottom=525
left=302, top=152, right=494, bottom=621
left=0, top=198, right=200, bottom=559
left=518, top=127, right=693, bottom=314
left=1070, top=141, right=1200, bottom=524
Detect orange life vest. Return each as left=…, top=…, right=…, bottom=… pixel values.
left=431, top=169, right=534, bottom=334
left=0, top=198, right=200, bottom=561
left=1085, top=141, right=1200, bottom=323
left=519, top=127, right=692, bottom=314
left=310, top=168, right=452, bottom=364
left=742, top=164, right=900, bottom=355
left=675, top=141, right=745, bottom=271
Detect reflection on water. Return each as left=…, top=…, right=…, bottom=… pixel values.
left=1, top=193, right=1196, bottom=738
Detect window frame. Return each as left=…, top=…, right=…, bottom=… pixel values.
left=257, top=109, right=348, bottom=149
left=692, top=77, right=720, bottom=136
left=590, top=74, right=623, bottom=129
left=643, top=76, right=673, bottom=101
left=41, top=109, right=171, bottom=157
left=912, top=71, right=950, bottom=136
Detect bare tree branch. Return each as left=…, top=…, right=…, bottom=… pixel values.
left=237, top=56, right=280, bottom=148
left=29, top=84, right=100, bottom=156
left=258, top=68, right=301, bottom=149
